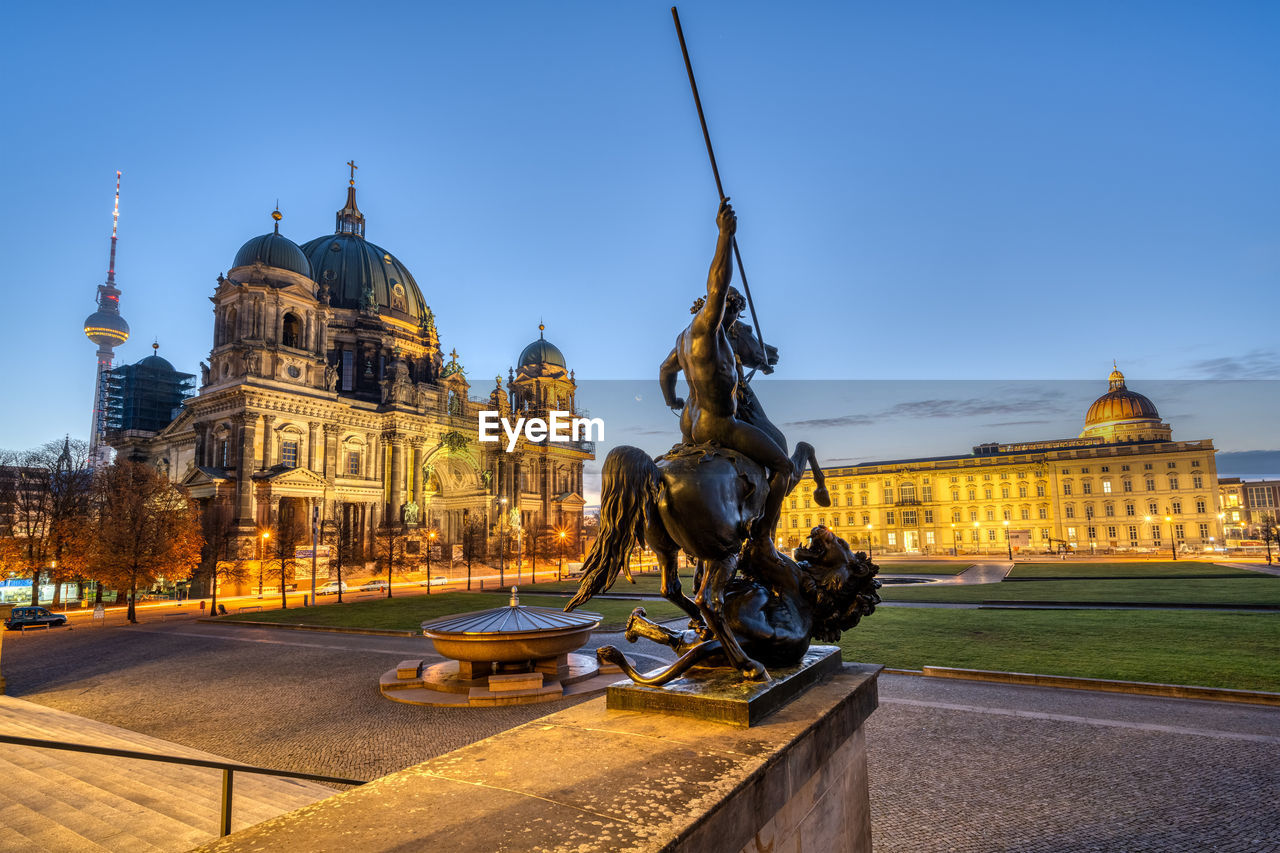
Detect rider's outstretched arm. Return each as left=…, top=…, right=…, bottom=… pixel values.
left=693, top=199, right=736, bottom=336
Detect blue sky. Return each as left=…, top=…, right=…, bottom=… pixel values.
left=2, top=1, right=1277, bottom=468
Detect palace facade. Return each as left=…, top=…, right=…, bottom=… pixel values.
left=779, top=368, right=1225, bottom=555
left=114, top=172, right=592, bottom=577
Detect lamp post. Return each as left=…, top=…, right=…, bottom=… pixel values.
left=426, top=529, right=437, bottom=593
left=310, top=505, right=319, bottom=608
left=865, top=524, right=873, bottom=557
left=973, top=520, right=979, bottom=555
left=257, top=530, right=270, bottom=598
left=1217, top=512, right=1226, bottom=555
left=499, top=497, right=508, bottom=587
left=557, top=528, right=567, bottom=581
left=1003, top=519, right=1012, bottom=561
left=1165, top=512, right=1176, bottom=561
left=950, top=522, right=957, bottom=557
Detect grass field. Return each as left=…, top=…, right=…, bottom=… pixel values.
left=876, top=562, right=971, bottom=575
left=219, top=592, right=686, bottom=632
left=841, top=607, right=1280, bottom=692
left=879, top=576, right=1280, bottom=605
left=1006, top=561, right=1260, bottom=579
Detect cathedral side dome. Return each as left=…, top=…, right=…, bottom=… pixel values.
left=518, top=326, right=567, bottom=370
left=1079, top=365, right=1169, bottom=442
left=232, top=231, right=312, bottom=278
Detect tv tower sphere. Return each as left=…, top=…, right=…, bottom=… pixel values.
left=84, top=308, right=130, bottom=347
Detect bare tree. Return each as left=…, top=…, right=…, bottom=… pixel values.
left=90, top=461, right=203, bottom=623
left=322, top=507, right=362, bottom=604
left=375, top=519, right=414, bottom=597
left=6, top=439, right=94, bottom=608
left=268, top=504, right=308, bottom=609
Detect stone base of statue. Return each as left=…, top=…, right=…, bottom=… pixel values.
left=197, top=662, right=881, bottom=853
left=606, top=644, right=843, bottom=727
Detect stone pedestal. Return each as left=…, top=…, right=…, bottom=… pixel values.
left=200, top=662, right=881, bottom=853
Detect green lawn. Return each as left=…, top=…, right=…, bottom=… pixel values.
left=876, top=562, right=971, bottom=576
left=1007, top=561, right=1259, bottom=579
left=841, top=607, right=1280, bottom=692
left=219, top=591, right=687, bottom=632
left=879, top=576, right=1280, bottom=605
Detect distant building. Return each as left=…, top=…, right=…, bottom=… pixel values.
left=781, top=367, right=1224, bottom=555
left=103, top=344, right=195, bottom=437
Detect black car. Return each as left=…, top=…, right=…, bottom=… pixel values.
left=4, top=606, right=68, bottom=630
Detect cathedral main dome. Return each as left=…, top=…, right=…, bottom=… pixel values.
left=1079, top=366, right=1169, bottom=442
left=298, top=178, right=430, bottom=325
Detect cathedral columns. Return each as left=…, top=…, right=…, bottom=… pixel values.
left=324, top=424, right=340, bottom=479
left=261, top=414, right=276, bottom=468
left=307, top=421, right=319, bottom=473
left=233, top=413, right=257, bottom=525
left=389, top=437, right=406, bottom=522
left=411, top=441, right=424, bottom=509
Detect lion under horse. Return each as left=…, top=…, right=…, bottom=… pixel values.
left=565, top=440, right=822, bottom=679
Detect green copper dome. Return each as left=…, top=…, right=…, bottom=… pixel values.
left=232, top=231, right=312, bottom=278
left=299, top=233, right=429, bottom=324
left=518, top=327, right=567, bottom=370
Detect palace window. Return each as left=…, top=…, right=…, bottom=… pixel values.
left=1080, top=467, right=1090, bottom=474
left=1041, top=528, right=1050, bottom=540
left=970, top=510, right=978, bottom=521
left=862, top=514, right=870, bottom=525
left=984, top=488, right=993, bottom=499
left=1199, top=523, right=1209, bottom=538
left=1145, top=478, right=1156, bottom=491
left=1104, top=504, right=1115, bottom=517
left=922, top=485, right=932, bottom=501
left=903, top=510, right=917, bottom=526
left=986, top=509, right=995, bottom=521
left=847, top=514, right=856, bottom=525
left=1082, top=482, right=1093, bottom=495
left=1169, top=477, right=1179, bottom=490
left=1123, top=480, right=1133, bottom=493
left=1172, top=501, right=1182, bottom=514
left=804, top=498, right=811, bottom=508
left=804, top=516, right=812, bottom=527
left=1121, top=465, right=1130, bottom=471
left=1063, top=483, right=1072, bottom=496
left=1088, top=526, right=1097, bottom=539
left=861, top=494, right=868, bottom=505
left=971, top=530, right=980, bottom=543
left=926, top=531, right=935, bottom=545
left=900, top=484, right=916, bottom=502
left=1102, top=481, right=1112, bottom=494
left=1018, top=485, right=1027, bottom=498
left=1168, top=462, right=1177, bottom=469
left=1066, top=527, right=1077, bottom=540
left=1107, top=525, right=1117, bottom=539
left=1192, top=476, right=1203, bottom=489
left=951, top=476, right=958, bottom=483
left=1038, top=507, right=1047, bottom=519
left=1126, top=503, right=1135, bottom=516
left=1003, top=509, right=1011, bottom=520
left=1000, top=487, right=1009, bottom=499
left=1144, top=463, right=1153, bottom=470
left=1065, top=505, right=1075, bottom=518
left=281, top=440, right=298, bottom=468
left=347, top=451, right=360, bottom=476
left=790, top=498, right=797, bottom=509
left=342, top=350, right=355, bottom=391
left=1100, top=466, right=1109, bottom=473
left=987, top=529, right=997, bottom=542
left=818, top=515, right=826, bottom=526
left=968, top=489, right=977, bottom=500
left=791, top=517, right=798, bottom=528
left=1175, top=523, right=1185, bottom=539
left=1128, top=525, right=1138, bottom=541
left=983, top=474, right=991, bottom=481
left=885, top=511, right=896, bottom=525
left=1020, top=508, right=1029, bottom=520
left=1196, top=500, right=1206, bottom=514
left=887, top=533, right=897, bottom=546
left=951, top=490, right=959, bottom=501
left=924, top=509, right=934, bottom=523
left=1085, top=506, right=1095, bottom=519
left=1036, top=484, right=1046, bottom=497
left=1149, top=502, right=1158, bottom=515
left=952, top=510, right=962, bottom=522
left=966, top=475, right=974, bottom=482
left=883, top=489, right=893, bottom=503
left=845, top=495, right=853, bottom=506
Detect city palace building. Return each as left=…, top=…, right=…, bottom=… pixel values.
left=778, top=367, right=1226, bottom=555
left=113, top=169, right=592, bottom=576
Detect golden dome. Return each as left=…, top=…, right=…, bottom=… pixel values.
left=1080, top=365, right=1167, bottom=441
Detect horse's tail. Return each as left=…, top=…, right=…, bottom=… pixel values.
left=565, top=446, right=659, bottom=612
left=597, top=640, right=723, bottom=686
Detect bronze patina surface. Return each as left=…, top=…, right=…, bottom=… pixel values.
left=605, top=644, right=843, bottom=727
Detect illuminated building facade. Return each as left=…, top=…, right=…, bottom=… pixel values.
left=779, top=368, right=1224, bottom=555
left=114, top=168, right=591, bottom=570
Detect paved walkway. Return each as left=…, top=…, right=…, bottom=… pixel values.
left=0, top=696, right=332, bottom=852
left=1220, top=560, right=1280, bottom=577
left=4, top=620, right=1278, bottom=850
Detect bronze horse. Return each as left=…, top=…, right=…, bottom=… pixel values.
left=565, top=440, right=828, bottom=679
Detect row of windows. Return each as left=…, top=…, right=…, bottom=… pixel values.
left=1063, top=476, right=1202, bottom=495
left=788, top=515, right=1217, bottom=543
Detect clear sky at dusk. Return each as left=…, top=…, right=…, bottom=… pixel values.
left=2, top=1, right=1277, bottom=459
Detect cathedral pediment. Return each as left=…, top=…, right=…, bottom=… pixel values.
left=553, top=491, right=586, bottom=507
left=182, top=465, right=232, bottom=487
left=254, top=465, right=331, bottom=487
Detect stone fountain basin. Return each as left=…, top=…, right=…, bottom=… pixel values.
left=421, top=605, right=601, bottom=664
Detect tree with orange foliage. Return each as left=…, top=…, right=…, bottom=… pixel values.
left=90, top=461, right=204, bottom=623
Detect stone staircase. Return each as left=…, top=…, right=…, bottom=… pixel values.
left=0, top=696, right=335, bottom=852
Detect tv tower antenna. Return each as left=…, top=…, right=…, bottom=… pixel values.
left=83, top=170, right=131, bottom=463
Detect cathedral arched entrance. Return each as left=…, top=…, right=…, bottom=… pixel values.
left=422, top=450, right=487, bottom=545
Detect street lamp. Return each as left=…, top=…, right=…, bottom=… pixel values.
left=258, top=530, right=270, bottom=598
left=973, top=520, right=979, bottom=555
left=865, top=523, right=873, bottom=557
left=1217, top=512, right=1227, bottom=555
left=426, top=529, right=437, bottom=594
left=499, top=497, right=508, bottom=587
left=1165, top=512, right=1176, bottom=561
left=557, top=528, right=567, bottom=581
left=1003, top=519, right=1012, bottom=561
left=950, top=522, right=957, bottom=557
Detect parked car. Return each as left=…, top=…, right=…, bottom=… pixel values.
left=359, top=580, right=389, bottom=592
left=4, top=606, right=68, bottom=631
left=316, top=581, right=349, bottom=596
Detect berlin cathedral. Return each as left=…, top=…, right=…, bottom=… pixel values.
left=115, top=169, right=592, bottom=578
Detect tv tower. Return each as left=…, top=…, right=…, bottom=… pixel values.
left=83, top=171, right=131, bottom=462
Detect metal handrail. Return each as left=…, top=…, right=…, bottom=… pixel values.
left=0, top=733, right=365, bottom=837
